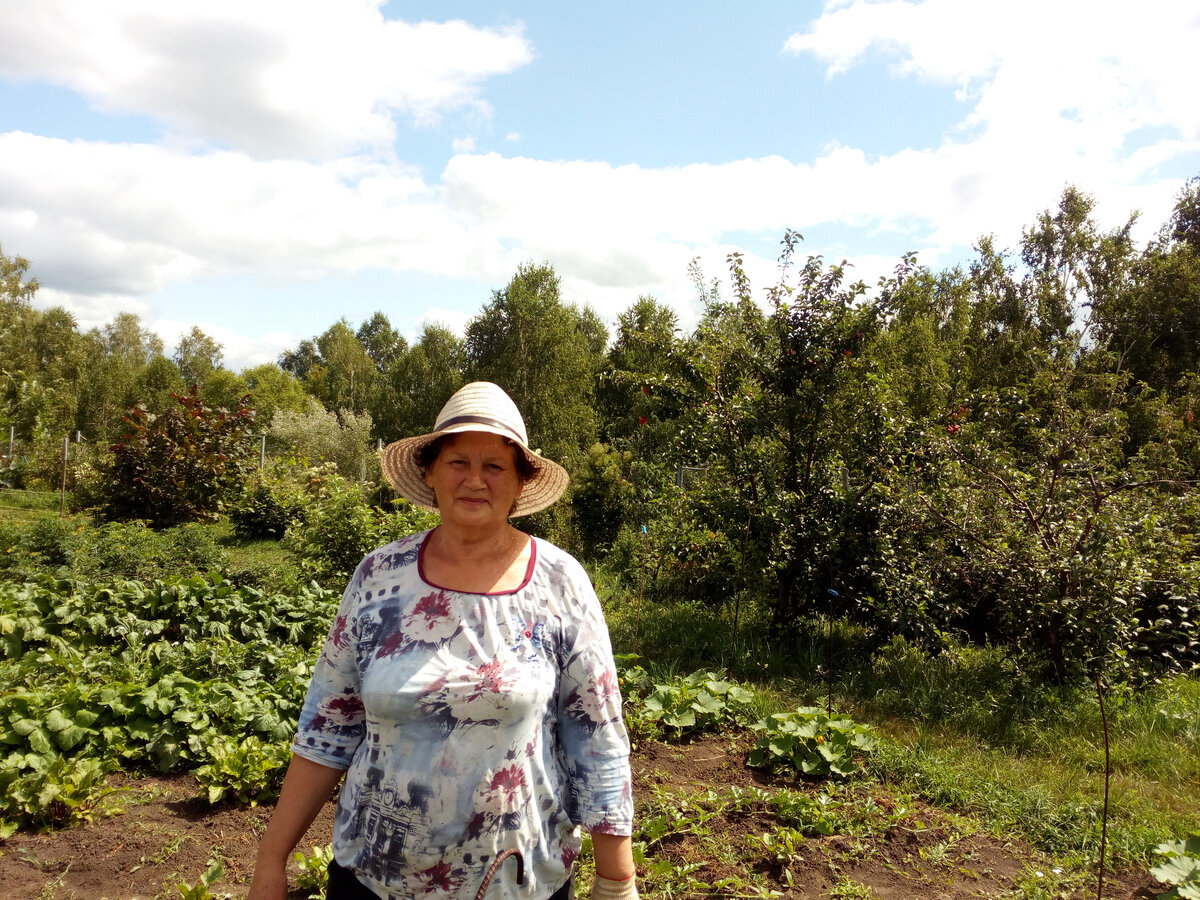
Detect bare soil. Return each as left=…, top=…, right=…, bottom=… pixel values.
left=0, top=735, right=1165, bottom=900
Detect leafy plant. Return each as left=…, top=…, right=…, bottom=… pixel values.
left=173, top=858, right=230, bottom=900
left=0, top=755, right=118, bottom=833
left=1151, top=832, right=1200, bottom=899
left=99, top=386, right=256, bottom=527
left=755, top=825, right=806, bottom=865
left=748, top=707, right=876, bottom=777
left=0, top=572, right=334, bottom=832
left=284, top=464, right=436, bottom=585
left=229, top=461, right=309, bottom=540
left=193, top=734, right=291, bottom=805
left=617, top=658, right=756, bottom=741
left=294, top=844, right=335, bottom=898
left=829, top=876, right=878, bottom=900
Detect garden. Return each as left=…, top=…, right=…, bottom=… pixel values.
left=1, top=180, right=1199, bottom=898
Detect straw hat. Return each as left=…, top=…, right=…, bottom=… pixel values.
left=379, top=382, right=569, bottom=517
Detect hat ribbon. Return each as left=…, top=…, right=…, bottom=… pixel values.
left=436, top=414, right=525, bottom=443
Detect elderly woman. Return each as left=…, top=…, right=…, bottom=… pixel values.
left=248, top=382, right=636, bottom=900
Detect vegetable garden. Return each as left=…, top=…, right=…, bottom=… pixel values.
left=1, top=179, right=1199, bottom=897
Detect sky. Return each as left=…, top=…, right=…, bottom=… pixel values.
left=1, top=0, right=1197, bottom=371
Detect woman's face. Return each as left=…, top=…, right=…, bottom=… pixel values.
left=423, top=432, right=523, bottom=532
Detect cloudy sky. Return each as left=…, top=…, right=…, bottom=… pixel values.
left=1, top=0, right=1197, bottom=369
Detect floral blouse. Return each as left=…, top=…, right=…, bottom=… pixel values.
left=292, top=530, right=633, bottom=900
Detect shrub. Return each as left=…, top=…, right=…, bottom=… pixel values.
left=70, top=521, right=226, bottom=582
left=24, top=516, right=74, bottom=566
left=229, top=462, right=309, bottom=540
left=99, top=387, right=256, bottom=528
left=284, top=465, right=436, bottom=586
left=268, top=400, right=378, bottom=482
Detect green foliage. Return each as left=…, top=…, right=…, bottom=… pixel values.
left=0, top=519, right=226, bottom=582
left=173, top=858, right=230, bottom=900
left=377, top=322, right=465, bottom=441
left=269, top=398, right=377, bottom=481
left=100, top=387, right=257, bottom=527
left=571, top=442, right=638, bottom=556
left=0, top=755, right=118, bottom=834
left=465, top=261, right=606, bottom=473
left=283, top=464, right=436, bottom=586
left=616, top=655, right=756, bottom=742
left=229, top=462, right=309, bottom=540
left=748, top=707, right=876, bottom=777
left=0, top=573, right=336, bottom=832
left=1152, top=832, right=1200, bottom=899
left=194, top=734, right=290, bottom=805
left=294, top=844, right=335, bottom=898
left=829, top=876, right=878, bottom=900
left=241, top=363, right=311, bottom=425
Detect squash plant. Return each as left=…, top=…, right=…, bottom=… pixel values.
left=1152, top=832, right=1200, bottom=899
left=748, top=707, right=876, bottom=777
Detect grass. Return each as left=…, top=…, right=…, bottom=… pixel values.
left=600, top=585, right=1200, bottom=870
left=207, top=519, right=304, bottom=589
left=0, top=488, right=62, bottom=512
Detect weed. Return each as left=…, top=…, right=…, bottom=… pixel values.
left=131, top=832, right=189, bottom=871
left=829, top=875, right=878, bottom=899
left=170, top=858, right=230, bottom=900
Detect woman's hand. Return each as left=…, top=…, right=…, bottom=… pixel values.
left=246, top=857, right=289, bottom=900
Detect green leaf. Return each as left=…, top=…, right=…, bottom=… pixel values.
left=44, top=709, right=73, bottom=732
left=664, top=708, right=696, bottom=728
left=27, top=727, right=54, bottom=755
left=54, top=725, right=89, bottom=752
left=691, top=691, right=724, bottom=716
left=1151, top=854, right=1200, bottom=894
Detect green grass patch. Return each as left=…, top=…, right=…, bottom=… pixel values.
left=599, top=586, right=1200, bottom=871
left=0, top=489, right=61, bottom=512
left=869, top=726, right=1192, bottom=868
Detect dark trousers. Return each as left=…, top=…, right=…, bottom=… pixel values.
left=326, top=860, right=573, bottom=900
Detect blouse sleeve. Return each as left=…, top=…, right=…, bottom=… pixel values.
left=290, top=556, right=371, bottom=769
left=555, top=559, right=634, bottom=836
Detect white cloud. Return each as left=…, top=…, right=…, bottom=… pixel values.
left=0, top=0, right=533, bottom=159
left=409, top=308, right=472, bottom=340
left=0, top=132, right=470, bottom=294
left=4, top=1, right=1198, bottom=348
left=777, top=0, right=1199, bottom=253
left=452, top=136, right=477, bottom=153
left=32, top=287, right=156, bottom=333
left=150, top=318, right=301, bottom=371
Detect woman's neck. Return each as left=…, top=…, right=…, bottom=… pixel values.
left=421, top=524, right=532, bottom=594
left=432, top=521, right=521, bottom=559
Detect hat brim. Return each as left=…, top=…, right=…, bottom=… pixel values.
left=380, top=424, right=569, bottom=517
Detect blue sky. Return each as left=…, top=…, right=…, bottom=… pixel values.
left=1, top=0, right=1196, bottom=369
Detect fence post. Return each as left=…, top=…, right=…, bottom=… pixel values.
left=7, top=425, right=12, bottom=461
left=260, top=434, right=266, bottom=470
left=60, top=435, right=69, bottom=517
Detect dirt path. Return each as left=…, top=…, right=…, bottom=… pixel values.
left=0, top=735, right=1162, bottom=900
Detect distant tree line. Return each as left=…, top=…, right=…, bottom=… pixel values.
left=2, top=177, right=1199, bottom=684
